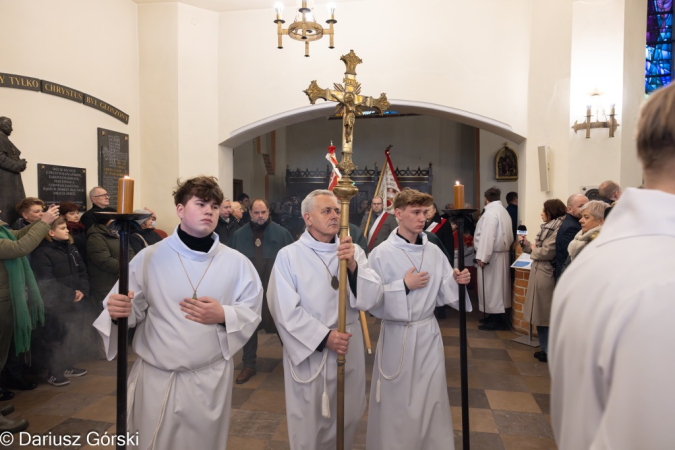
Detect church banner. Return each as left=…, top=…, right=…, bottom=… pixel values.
left=375, top=149, right=401, bottom=212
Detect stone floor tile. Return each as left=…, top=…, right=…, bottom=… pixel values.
left=444, top=345, right=473, bottom=358
left=532, top=393, right=551, bottom=415
left=446, top=370, right=483, bottom=389
left=231, top=387, right=255, bottom=409
left=226, top=435, right=268, bottom=450
left=515, top=361, right=551, bottom=378
left=62, top=376, right=116, bottom=396
left=508, top=349, right=539, bottom=362
left=501, top=434, right=557, bottom=449
left=442, top=336, right=460, bottom=347
left=523, top=376, right=551, bottom=394
left=15, top=414, right=67, bottom=435
left=469, top=337, right=507, bottom=349
left=47, top=417, right=113, bottom=447
left=478, top=372, right=530, bottom=392
left=447, top=387, right=491, bottom=409
left=71, top=395, right=117, bottom=423
left=265, top=441, right=291, bottom=450
left=30, top=393, right=103, bottom=418
left=485, top=390, right=542, bottom=413
left=496, top=330, right=520, bottom=340
left=440, top=327, right=460, bottom=337
left=231, top=371, right=271, bottom=390
left=492, top=411, right=555, bottom=439
left=471, top=348, right=513, bottom=361
left=454, top=431, right=506, bottom=450
left=241, top=390, right=287, bottom=414
left=473, top=359, right=520, bottom=375
left=451, top=406, right=499, bottom=433
left=10, top=390, right=60, bottom=415
left=256, top=371, right=286, bottom=392
left=271, top=417, right=288, bottom=441
left=228, top=410, right=285, bottom=441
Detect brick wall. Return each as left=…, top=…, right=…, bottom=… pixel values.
left=511, top=269, right=534, bottom=335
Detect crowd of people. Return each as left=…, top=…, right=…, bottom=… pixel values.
left=1, top=81, right=674, bottom=448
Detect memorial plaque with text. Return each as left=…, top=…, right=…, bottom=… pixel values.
left=38, top=164, right=87, bottom=210
left=97, top=128, right=129, bottom=208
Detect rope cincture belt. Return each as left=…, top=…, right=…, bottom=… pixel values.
left=287, top=319, right=357, bottom=419
left=127, top=357, right=225, bottom=450
left=375, top=315, right=435, bottom=403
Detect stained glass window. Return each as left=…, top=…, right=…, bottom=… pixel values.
left=646, top=0, right=673, bottom=94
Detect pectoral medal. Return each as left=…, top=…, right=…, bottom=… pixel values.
left=331, top=275, right=339, bottom=290
left=255, top=238, right=262, bottom=247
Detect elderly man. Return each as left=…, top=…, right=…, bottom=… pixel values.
left=80, top=187, right=114, bottom=231
left=214, top=198, right=238, bottom=245
left=554, top=194, right=588, bottom=281
left=0, top=117, right=27, bottom=226
left=230, top=201, right=245, bottom=233
left=474, top=187, right=514, bottom=331
left=268, top=189, right=383, bottom=449
left=598, top=180, right=622, bottom=205
left=228, top=199, right=293, bottom=384
left=360, top=195, right=397, bottom=252
left=550, top=79, right=675, bottom=450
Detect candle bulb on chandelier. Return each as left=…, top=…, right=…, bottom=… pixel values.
left=454, top=181, right=464, bottom=210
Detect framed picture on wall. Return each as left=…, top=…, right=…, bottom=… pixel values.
left=495, top=143, right=518, bottom=181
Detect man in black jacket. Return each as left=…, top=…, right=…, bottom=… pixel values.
left=214, top=198, right=240, bottom=245
left=554, top=194, right=588, bottom=281
left=80, top=187, right=114, bottom=231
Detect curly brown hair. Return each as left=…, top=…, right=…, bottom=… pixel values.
left=393, top=188, right=433, bottom=210
left=15, top=197, right=45, bottom=214
left=173, top=176, right=224, bottom=206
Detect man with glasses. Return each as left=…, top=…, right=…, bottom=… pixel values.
left=80, top=187, right=114, bottom=231
left=360, top=195, right=398, bottom=252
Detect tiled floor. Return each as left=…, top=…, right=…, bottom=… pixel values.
left=4, top=292, right=556, bottom=449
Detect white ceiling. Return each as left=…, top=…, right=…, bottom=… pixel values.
left=131, top=0, right=362, bottom=13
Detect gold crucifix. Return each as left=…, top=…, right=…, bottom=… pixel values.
left=304, top=50, right=389, bottom=450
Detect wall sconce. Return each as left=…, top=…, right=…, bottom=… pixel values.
left=274, top=1, right=337, bottom=57
left=571, top=89, right=620, bottom=138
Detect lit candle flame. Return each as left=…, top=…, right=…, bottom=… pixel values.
left=455, top=181, right=459, bottom=185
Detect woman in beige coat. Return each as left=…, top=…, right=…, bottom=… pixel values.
left=519, top=199, right=566, bottom=363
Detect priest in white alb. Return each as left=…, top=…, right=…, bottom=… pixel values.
left=473, top=186, right=514, bottom=331
left=366, top=188, right=471, bottom=450
left=267, top=189, right=383, bottom=450
left=93, top=176, right=262, bottom=450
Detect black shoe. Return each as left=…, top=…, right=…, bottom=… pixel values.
left=64, top=368, right=87, bottom=378
left=0, top=404, right=14, bottom=416
left=478, top=314, right=497, bottom=324
left=0, top=414, right=28, bottom=433
left=5, top=377, right=37, bottom=391
left=46, top=373, right=70, bottom=387
left=0, top=389, right=14, bottom=402
left=535, top=352, right=548, bottom=363
left=534, top=351, right=546, bottom=359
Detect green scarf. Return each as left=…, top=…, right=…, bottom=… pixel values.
left=0, top=226, right=44, bottom=355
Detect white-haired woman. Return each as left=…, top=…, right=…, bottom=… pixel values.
left=565, top=200, right=608, bottom=266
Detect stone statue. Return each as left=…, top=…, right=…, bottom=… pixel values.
left=0, top=117, right=27, bottom=225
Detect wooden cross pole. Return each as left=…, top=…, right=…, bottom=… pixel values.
left=304, top=50, right=390, bottom=450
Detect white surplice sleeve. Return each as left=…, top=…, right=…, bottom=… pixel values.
left=351, top=245, right=384, bottom=312
left=217, top=256, right=263, bottom=360
left=267, top=249, right=332, bottom=367
left=366, top=248, right=411, bottom=322
left=93, top=252, right=149, bottom=361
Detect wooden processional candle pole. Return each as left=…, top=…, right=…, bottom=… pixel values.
left=304, top=50, right=390, bottom=450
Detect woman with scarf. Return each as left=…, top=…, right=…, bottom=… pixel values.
left=565, top=200, right=608, bottom=268
left=0, top=204, right=58, bottom=433
left=519, top=199, right=566, bottom=363
left=59, top=202, right=87, bottom=263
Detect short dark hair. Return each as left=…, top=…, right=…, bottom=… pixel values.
left=16, top=197, right=45, bottom=214
left=393, top=188, right=433, bottom=210
left=484, top=187, right=501, bottom=203
left=237, top=193, right=250, bottom=202
left=543, top=199, right=566, bottom=221
left=506, top=192, right=518, bottom=203
left=173, top=176, right=224, bottom=206
left=59, top=201, right=80, bottom=216
left=250, top=198, right=269, bottom=210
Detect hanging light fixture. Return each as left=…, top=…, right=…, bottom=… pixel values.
left=571, top=89, right=620, bottom=138
left=274, top=1, right=337, bottom=57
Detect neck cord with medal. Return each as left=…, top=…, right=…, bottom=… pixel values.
left=177, top=253, right=215, bottom=299
left=310, top=248, right=340, bottom=290
left=401, top=247, right=425, bottom=273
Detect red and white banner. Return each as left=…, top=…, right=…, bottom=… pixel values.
left=375, top=148, right=401, bottom=213
left=325, top=143, right=341, bottom=191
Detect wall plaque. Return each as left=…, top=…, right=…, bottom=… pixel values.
left=38, top=164, right=87, bottom=210
left=0, top=72, right=40, bottom=91
left=85, top=95, right=129, bottom=124
left=97, top=128, right=129, bottom=208
left=40, top=80, right=84, bottom=104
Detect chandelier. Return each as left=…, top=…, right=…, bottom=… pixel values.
left=274, top=1, right=337, bottom=57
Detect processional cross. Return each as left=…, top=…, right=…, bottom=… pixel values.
left=304, top=50, right=390, bottom=450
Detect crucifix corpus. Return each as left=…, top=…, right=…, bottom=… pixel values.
left=304, top=49, right=390, bottom=450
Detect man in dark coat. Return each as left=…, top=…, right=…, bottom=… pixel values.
left=598, top=180, right=622, bottom=205
left=80, top=187, right=115, bottom=231
left=554, top=193, right=588, bottom=281
left=214, top=198, right=239, bottom=245
left=228, top=198, right=293, bottom=384
left=360, top=195, right=397, bottom=252
left=0, top=117, right=27, bottom=226
left=506, top=192, right=518, bottom=240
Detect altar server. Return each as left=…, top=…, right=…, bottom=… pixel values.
left=94, top=176, right=262, bottom=450
left=365, top=188, right=471, bottom=450
left=550, top=82, right=675, bottom=449
left=267, top=189, right=383, bottom=450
